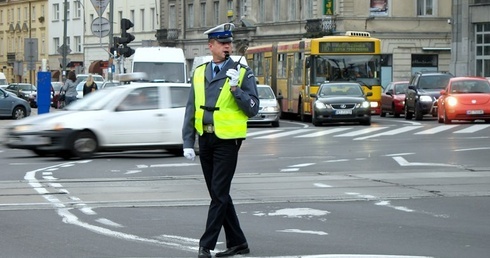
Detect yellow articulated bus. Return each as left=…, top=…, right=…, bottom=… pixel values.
left=246, top=31, right=382, bottom=121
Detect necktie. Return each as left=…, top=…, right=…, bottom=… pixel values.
left=214, top=65, right=220, bottom=77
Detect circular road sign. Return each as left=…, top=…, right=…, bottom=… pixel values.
left=91, top=17, right=110, bottom=38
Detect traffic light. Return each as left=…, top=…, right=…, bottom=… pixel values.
left=119, top=18, right=135, bottom=57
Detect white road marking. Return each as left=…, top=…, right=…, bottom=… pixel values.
left=277, top=229, right=328, bottom=236
left=353, top=126, right=423, bottom=140
left=150, top=163, right=200, bottom=167
left=335, top=127, right=387, bottom=137
left=385, top=153, right=414, bottom=157
left=295, top=127, right=352, bottom=137
left=454, top=147, right=490, bottom=152
left=414, top=125, right=459, bottom=134
left=392, top=156, right=460, bottom=167
left=125, top=170, right=142, bottom=174
left=96, top=218, right=124, bottom=228
left=289, top=163, right=315, bottom=167
left=247, top=129, right=283, bottom=137
left=254, top=129, right=311, bottom=139
left=314, top=183, right=332, bottom=188
left=281, top=168, right=299, bottom=172
left=453, top=124, right=490, bottom=133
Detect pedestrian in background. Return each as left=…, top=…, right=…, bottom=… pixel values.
left=62, top=71, right=78, bottom=105
left=181, top=23, right=259, bottom=258
left=83, top=74, right=98, bottom=96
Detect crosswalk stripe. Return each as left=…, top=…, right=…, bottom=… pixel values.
left=247, top=129, right=282, bottom=137
left=254, top=129, right=311, bottom=139
left=295, top=127, right=352, bottom=138
left=453, top=124, right=490, bottom=133
left=353, top=126, right=423, bottom=140
left=334, top=127, right=387, bottom=137
left=414, top=125, right=459, bottom=134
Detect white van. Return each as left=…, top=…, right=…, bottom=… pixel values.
left=132, top=47, right=188, bottom=83
left=190, top=55, right=248, bottom=76
left=0, top=72, right=8, bottom=89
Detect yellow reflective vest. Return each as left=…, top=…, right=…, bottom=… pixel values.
left=193, top=64, right=248, bottom=139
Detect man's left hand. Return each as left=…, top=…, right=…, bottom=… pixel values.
left=226, top=69, right=240, bottom=86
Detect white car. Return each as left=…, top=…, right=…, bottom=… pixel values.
left=4, top=83, right=191, bottom=159
left=248, top=84, right=281, bottom=127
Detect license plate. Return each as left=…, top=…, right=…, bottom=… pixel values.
left=466, top=110, right=484, bottom=115
left=336, top=109, right=352, bottom=115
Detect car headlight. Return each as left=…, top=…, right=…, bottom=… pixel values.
left=370, top=101, right=379, bottom=108
left=419, top=95, right=433, bottom=102
left=12, top=125, right=33, bottom=133
left=446, top=96, right=458, bottom=107
left=262, top=106, right=279, bottom=112
left=356, top=101, right=371, bottom=109
left=315, top=102, right=330, bottom=109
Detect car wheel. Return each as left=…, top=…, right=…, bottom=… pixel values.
left=404, top=105, right=413, bottom=120
left=393, top=104, right=401, bottom=118
left=437, top=107, right=444, bottom=123
left=271, top=121, right=280, bottom=127
left=360, top=119, right=371, bottom=126
left=12, top=106, right=27, bottom=120
left=71, top=131, right=98, bottom=159
left=443, top=110, right=451, bottom=124
left=312, top=116, right=321, bottom=126
left=380, top=109, right=386, bottom=117
left=414, top=103, right=424, bottom=120
left=32, top=149, right=49, bottom=157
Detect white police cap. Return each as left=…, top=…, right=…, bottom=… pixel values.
left=203, top=23, right=235, bottom=43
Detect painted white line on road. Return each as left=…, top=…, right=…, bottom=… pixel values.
left=124, top=170, right=142, bottom=174
left=314, top=183, right=332, bottom=188
left=254, top=129, right=311, bottom=139
left=454, top=147, right=490, bottom=152
left=325, top=159, right=349, bottom=163
left=414, top=125, right=459, bottom=134
left=277, top=229, right=328, bottom=236
left=247, top=129, right=283, bottom=137
left=392, top=156, right=460, bottom=167
left=295, top=127, right=351, bottom=138
left=80, top=206, right=96, bottom=215
left=385, top=153, right=414, bottom=157
left=375, top=201, right=414, bottom=212
left=96, top=218, right=124, bottom=228
left=354, top=126, right=423, bottom=140
left=454, top=124, right=490, bottom=133
left=289, top=163, right=315, bottom=167
left=335, top=127, right=387, bottom=137
left=150, top=163, right=200, bottom=167
left=281, top=168, right=299, bottom=172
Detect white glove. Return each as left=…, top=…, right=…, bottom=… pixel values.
left=226, top=68, right=240, bottom=87
left=183, top=148, right=196, bottom=161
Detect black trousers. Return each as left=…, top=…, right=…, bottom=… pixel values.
left=198, top=133, right=247, bottom=250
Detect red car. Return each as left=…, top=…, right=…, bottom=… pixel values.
left=380, top=81, right=408, bottom=117
left=437, top=77, right=490, bottom=124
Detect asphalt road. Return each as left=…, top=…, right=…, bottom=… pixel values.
left=1, top=113, right=489, bottom=258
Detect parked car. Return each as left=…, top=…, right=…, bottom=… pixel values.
left=0, top=88, right=31, bottom=119
left=4, top=82, right=192, bottom=159
left=310, top=82, right=372, bottom=126
left=76, top=74, right=104, bottom=83
left=437, top=77, right=490, bottom=124
left=4, top=83, right=37, bottom=108
left=248, top=84, right=281, bottom=127
left=100, top=80, right=121, bottom=89
left=380, top=81, right=409, bottom=118
left=51, top=81, right=64, bottom=108
left=405, top=71, right=453, bottom=120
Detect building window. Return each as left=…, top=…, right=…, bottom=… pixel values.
left=32, top=6, right=36, bottom=21
left=200, top=3, right=206, bottom=27
left=214, top=1, right=219, bottom=24
left=53, top=4, right=59, bottom=21
left=74, top=1, right=81, bottom=19
left=65, top=2, right=70, bottom=20
left=74, top=36, right=81, bottom=53
left=370, top=0, right=388, bottom=16
left=150, top=8, right=155, bottom=30
left=187, top=4, right=194, bottom=28
left=417, top=0, right=434, bottom=16
left=130, top=10, right=135, bottom=31
left=169, top=4, right=176, bottom=29
left=118, top=11, right=122, bottom=34
left=24, top=7, right=28, bottom=22
left=475, top=23, right=490, bottom=77
left=302, top=0, right=313, bottom=20
left=54, top=37, right=60, bottom=54
left=288, top=0, right=296, bottom=21
left=140, top=9, right=145, bottom=31
left=239, top=0, right=247, bottom=17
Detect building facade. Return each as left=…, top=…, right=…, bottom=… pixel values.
left=159, top=0, right=455, bottom=85
left=0, top=0, right=48, bottom=84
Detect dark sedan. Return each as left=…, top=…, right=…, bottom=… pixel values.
left=310, top=82, right=372, bottom=126
left=4, top=83, right=37, bottom=108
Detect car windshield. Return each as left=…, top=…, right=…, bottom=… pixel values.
left=319, top=84, right=363, bottom=96
left=450, top=80, right=490, bottom=93
left=133, top=62, right=185, bottom=83
left=16, top=84, right=36, bottom=91
left=419, top=75, right=452, bottom=90
left=65, top=87, right=126, bottom=111
left=395, top=83, right=408, bottom=94
left=257, top=86, right=275, bottom=99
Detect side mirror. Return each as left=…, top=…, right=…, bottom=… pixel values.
left=310, top=93, right=317, bottom=98
left=386, top=90, right=393, bottom=96
left=440, top=89, right=446, bottom=95
left=305, top=57, right=311, bottom=68
left=366, top=92, right=373, bottom=97
left=408, top=85, right=416, bottom=90
left=276, top=95, right=283, bottom=100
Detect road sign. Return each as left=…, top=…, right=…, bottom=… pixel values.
left=57, top=44, right=72, bottom=56
left=90, top=0, right=110, bottom=17
left=91, top=17, right=110, bottom=38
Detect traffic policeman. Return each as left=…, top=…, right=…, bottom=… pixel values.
left=182, top=23, right=259, bottom=258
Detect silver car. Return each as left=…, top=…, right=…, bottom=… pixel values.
left=0, top=88, right=31, bottom=119
left=248, top=84, right=281, bottom=127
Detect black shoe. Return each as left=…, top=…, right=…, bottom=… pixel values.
left=198, top=247, right=211, bottom=258
left=215, top=243, right=250, bottom=257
